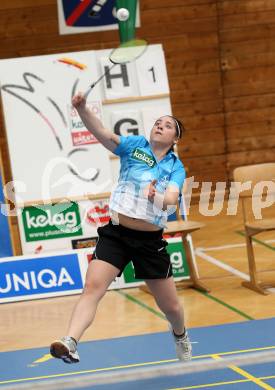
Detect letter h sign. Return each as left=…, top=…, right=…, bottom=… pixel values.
left=104, top=64, right=130, bottom=89
left=100, top=56, right=136, bottom=100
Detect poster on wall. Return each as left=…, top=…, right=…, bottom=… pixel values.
left=56, top=0, right=140, bottom=35
left=0, top=45, right=170, bottom=206
left=0, top=51, right=113, bottom=204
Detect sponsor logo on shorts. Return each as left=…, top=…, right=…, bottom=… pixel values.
left=132, top=148, right=156, bottom=168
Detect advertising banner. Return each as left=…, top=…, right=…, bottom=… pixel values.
left=0, top=45, right=168, bottom=205
left=0, top=235, right=191, bottom=303
left=0, top=51, right=112, bottom=204
left=0, top=253, right=83, bottom=303
left=71, top=236, right=98, bottom=250
left=21, top=202, right=83, bottom=242
left=17, top=198, right=111, bottom=255
left=69, top=102, right=101, bottom=146
left=167, top=238, right=190, bottom=278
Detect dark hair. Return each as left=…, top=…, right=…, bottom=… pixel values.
left=168, top=115, right=185, bottom=139
left=167, top=115, right=185, bottom=152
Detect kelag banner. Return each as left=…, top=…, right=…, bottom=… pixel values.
left=21, top=202, right=83, bottom=242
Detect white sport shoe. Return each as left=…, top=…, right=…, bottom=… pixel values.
left=50, top=336, right=80, bottom=364
left=173, top=331, right=192, bottom=361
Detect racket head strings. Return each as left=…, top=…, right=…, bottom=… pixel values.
left=109, top=39, right=148, bottom=64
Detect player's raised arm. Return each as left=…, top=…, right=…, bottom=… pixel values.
left=72, top=92, right=120, bottom=152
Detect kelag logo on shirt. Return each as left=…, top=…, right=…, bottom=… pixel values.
left=132, top=148, right=156, bottom=168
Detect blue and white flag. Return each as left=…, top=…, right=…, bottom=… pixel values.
left=57, top=0, right=140, bottom=35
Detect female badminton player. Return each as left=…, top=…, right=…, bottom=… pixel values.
left=50, top=91, right=192, bottom=363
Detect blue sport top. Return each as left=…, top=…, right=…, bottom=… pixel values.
left=109, top=135, right=186, bottom=228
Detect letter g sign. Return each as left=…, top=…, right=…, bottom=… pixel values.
left=114, top=118, right=139, bottom=136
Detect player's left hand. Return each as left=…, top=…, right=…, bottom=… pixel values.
left=145, top=179, right=157, bottom=202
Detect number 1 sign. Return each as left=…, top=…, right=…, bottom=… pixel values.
left=135, top=45, right=170, bottom=96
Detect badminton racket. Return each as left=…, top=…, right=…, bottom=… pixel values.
left=84, top=38, right=147, bottom=98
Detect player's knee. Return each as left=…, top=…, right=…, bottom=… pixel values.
left=83, top=278, right=106, bottom=300
left=162, top=301, right=182, bottom=317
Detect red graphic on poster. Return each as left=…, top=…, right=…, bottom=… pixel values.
left=58, top=57, right=87, bottom=70
left=86, top=202, right=110, bottom=225
left=163, top=233, right=182, bottom=239
left=87, top=254, right=93, bottom=263
left=72, top=131, right=98, bottom=146
left=35, top=245, right=43, bottom=254
left=70, top=103, right=101, bottom=146
left=66, top=0, right=93, bottom=26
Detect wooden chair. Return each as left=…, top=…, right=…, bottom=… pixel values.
left=233, top=163, right=275, bottom=295
left=163, top=219, right=209, bottom=292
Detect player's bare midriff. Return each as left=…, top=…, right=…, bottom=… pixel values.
left=114, top=212, right=162, bottom=232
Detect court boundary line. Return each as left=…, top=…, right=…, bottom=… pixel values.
left=195, top=289, right=254, bottom=320
left=117, top=236, right=275, bottom=324
left=236, top=231, right=275, bottom=252
left=195, top=236, right=275, bottom=294
left=168, top=374, right=275, bottom=390
left=195, top=249, right=250, bottom=281
left=0, top=345, right=274, bottom=386
left=197, top=240, right=275, bottom=252
left=116, top=289, right=166, bottom=319
left=212, top=354, right=273, bottom=390
left=117, top=274, right=255, bottom=322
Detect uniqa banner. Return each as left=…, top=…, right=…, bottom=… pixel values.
left=0, top=253, right=83, bottom=302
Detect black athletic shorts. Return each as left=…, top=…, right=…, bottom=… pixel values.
left=92, top=220, right=172, bottom=279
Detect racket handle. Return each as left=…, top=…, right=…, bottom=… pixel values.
left=84, top=62, right=116, bottom=99
left=84, top=81, right=97, bottom=99
left=84, top=87, right=91, bottom=99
